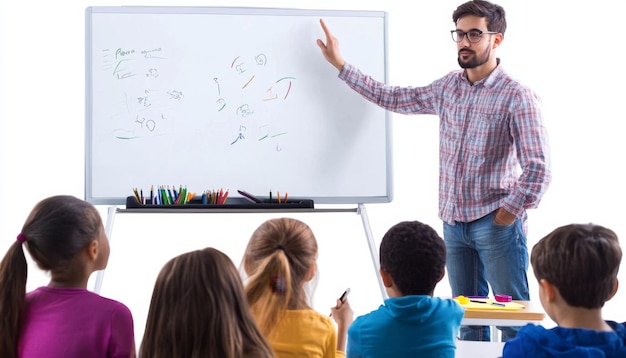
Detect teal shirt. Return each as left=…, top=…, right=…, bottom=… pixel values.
left=347, top=295, right=463, bottom=358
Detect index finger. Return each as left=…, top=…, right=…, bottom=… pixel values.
left=319, top=18, right=332, bottom=39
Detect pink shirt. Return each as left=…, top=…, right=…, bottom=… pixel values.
left=18, top=286, right=135, bottom=358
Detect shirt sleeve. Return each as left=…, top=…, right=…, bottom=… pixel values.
left=109, top=303, right=136, bottom=358
left=339, top=63, right=438, bottom=115
left=501, top=87, right=551, bottom=216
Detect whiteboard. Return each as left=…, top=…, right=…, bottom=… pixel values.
left=85, top=6, right=392, bottom=205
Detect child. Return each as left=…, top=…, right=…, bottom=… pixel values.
left=0, top=195, right=135, bottom=358
left=242, top=217, right=353, bottom=357
left=502, top=223, right=626, bottom=357
left=347, top=220, right=464, bottom=358
left=139, top=247, right=275, bottom=358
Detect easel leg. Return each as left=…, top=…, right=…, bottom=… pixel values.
left=92, top=205, right=117, bottom=293
left=357, top=203, right=387, bottom=300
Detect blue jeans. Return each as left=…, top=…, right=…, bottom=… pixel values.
left=444, top=211, right=529, bottom=342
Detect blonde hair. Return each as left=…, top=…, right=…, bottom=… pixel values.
left=243, top=218, right=318, bottom=339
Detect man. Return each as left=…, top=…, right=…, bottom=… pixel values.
left=317, top=0, right=551, bottom=341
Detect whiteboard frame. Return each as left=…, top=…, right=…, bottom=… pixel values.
left=85, top=6, right=392, bottom=205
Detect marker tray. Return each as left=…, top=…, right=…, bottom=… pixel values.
left=125, top=196, right=314, bottom=209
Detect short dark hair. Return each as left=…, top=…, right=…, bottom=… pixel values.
left=531, top=223, right=622, bottom=309
left=379, top=221, right=446, bottom=296
left=452, top=0, right=507, bottom=34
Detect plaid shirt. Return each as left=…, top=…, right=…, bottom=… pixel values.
left=339, top=62, right=551, bottom=226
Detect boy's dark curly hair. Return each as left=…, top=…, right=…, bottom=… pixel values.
left=380, top=221, right=446, bottom=296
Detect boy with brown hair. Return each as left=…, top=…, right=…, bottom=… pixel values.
left=503, top=223, right=626, bottom=357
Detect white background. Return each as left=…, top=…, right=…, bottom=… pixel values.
left=2, top=0, right=625, bottom=348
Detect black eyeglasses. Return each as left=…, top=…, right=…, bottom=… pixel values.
left=450, top=29, right=498, bottom=43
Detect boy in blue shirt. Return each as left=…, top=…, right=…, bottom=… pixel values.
left=503, top=223, right=626, bottom=357
left=347, top=221, right=464, bottom=358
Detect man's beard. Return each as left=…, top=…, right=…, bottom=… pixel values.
left=457, top=47, right=491, bottom=69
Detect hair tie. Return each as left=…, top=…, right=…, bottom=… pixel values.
left=270, top=274, right=287, bottom=295
left=275, top=244, right=286, bottom=252
left=16, top=233, right=27, bottom=243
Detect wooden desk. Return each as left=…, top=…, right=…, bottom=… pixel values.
left=457, top=300, right=545, bottom=351
left=461, top=300, right=545, bottom=327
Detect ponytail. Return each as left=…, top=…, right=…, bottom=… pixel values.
left=0, top=195, right=102, bottom=358
left=243, top=218, right=318, bottom=339
left=246, top=250, right=292, bottom=338
left=0, top=240, right=28, bottom=358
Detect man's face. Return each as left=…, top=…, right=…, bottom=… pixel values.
left=455, top=15, right=499, bottom=69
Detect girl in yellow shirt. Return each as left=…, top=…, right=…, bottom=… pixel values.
left=243, top=218, right=353, bottom=358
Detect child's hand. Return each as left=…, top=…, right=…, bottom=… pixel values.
left=330, top=298, right=353, bottom=351
left=330, top=298, right=354, bottom=325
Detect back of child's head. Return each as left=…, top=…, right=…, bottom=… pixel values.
left=379, top=220, right=446, bottom=296
left=243, top=217, right=318, bottom=338
left=0, top=195, right=103, bottom=358
left=140, top=247, right=274, bottom=358
left=531, top=223, right=622, bottom=308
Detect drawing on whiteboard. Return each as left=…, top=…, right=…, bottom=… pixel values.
left=257, top=124, right=288, bottom=151
left=213, top=78, right=227, bottom=111
left=116, top=48, right=135, bottom=58
left=277, top=77, right=295, bottom=100
left=114, top=113, right=161, bottom=140
left=264, top=77, right=296, bottom=101
left=113, top=110, right=172, bottom=140
left=255, top=53, right=267, bottom=66
left=102, top=47, right=168, bottom=80
left=230, top=125, right=247, bottom=145
left=111, top=59, right=135, bottom=79
left=100, top=48, right=137, bottom=79
left=135, top=115, right=156, bottom=132
left=137, top=89, right=152, bottom=108
left=146, top=68, right=159, bottom=78
left=236, top=104, right=254, bottom=118
left=216, top=98, right=226, bottom=112
left=100, top=46, right=186, bottom=140
left=231, top=56, right=246, bottom=74
left=214, top=77, right=221, bottom=95
left=101, top=48, right=294, bottom=145
left=217, top=54, right=296, bottom=148
left=258, top=131, right=288, bottom=141
left=141, top=47, right=164, bottom=59
left=167, top=90, right=184, bottom=101
left=242, top=74, right=255, bottom=89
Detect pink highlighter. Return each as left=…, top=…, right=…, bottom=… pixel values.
left=495, top=294, right=512, bottom=302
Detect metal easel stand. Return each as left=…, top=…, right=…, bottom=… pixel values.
left=92, top=203, right=387, bottom=300
left=93, top=205, right=118, bottom=294
left=357, top=203, right=386, bottom=299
